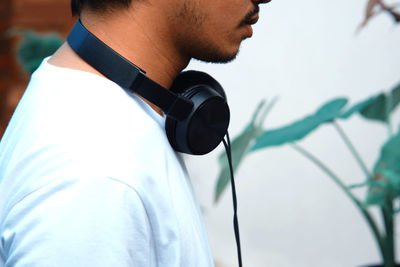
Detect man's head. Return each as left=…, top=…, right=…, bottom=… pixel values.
left=71, top=0, right=265, bottom=64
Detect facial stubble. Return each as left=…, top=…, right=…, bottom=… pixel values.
left=174, top=1, right=244, bottom=64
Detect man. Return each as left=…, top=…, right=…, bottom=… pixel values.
left=0, top=0, right=270, bottom=266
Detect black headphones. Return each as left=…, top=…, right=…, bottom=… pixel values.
left=67, top=20, right=230, bottom=155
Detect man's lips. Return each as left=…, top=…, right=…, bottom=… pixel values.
left=247, top=14, right=259, bottom=25
left=240, top=5, right=260, bottom=27
left=244, top=0, right=272, bottom=26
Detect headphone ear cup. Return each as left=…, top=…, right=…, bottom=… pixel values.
left=170, top=70, right=227, bottom=100
left=166, top=71, right=230, bottom=155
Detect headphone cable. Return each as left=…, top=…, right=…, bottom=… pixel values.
left=222, top=132, right=243, bottom=267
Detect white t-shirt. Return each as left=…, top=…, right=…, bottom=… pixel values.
left=0, top=58, right=214, bottom=267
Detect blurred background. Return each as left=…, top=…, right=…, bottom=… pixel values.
left=0, top=0, right=74, bottom=136
left=1, top=0, right=399, bottom=266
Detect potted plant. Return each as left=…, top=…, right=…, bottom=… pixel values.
left=215, top=83, right=400, bottom=267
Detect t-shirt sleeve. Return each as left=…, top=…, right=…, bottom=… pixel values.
left=1, top=176, right=154, bottom=267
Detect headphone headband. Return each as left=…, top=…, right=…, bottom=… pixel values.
left=67, top=20, right=194, bottom=121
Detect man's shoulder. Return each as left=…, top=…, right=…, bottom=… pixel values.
left=0, top=58, right=172, bottom=185
left=13, top=58, right=166, bottom=146
left=0, top=60, right=176, bottom=215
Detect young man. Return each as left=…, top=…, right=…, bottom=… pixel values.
left=0, top=0, right=270, bottom=266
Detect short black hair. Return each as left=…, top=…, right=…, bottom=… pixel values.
left=71, top=0, right=132, bottom=16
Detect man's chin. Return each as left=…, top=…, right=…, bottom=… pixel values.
left=193, top=50, right=239, bottom=64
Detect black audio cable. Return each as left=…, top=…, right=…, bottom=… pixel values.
left=222, top=132, right=242, bottom=267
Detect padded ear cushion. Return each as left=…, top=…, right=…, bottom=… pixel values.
left=170, top=70, right=227, bottom=100
left=166, top=85, right=230, bottom=155
left=166, top=73, right=230, bottom=155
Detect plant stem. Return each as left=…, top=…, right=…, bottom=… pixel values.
left=332, top=121, right=371, bottom=178
left=381, top=199, right=395, bottom=267
left=383, top=92, right=395, bottom=266
left=290, top=143, right=386, bottom=262
left=257, top=96, right=278, bottom=128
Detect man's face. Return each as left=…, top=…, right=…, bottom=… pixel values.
left=170, top=0, right=260, bottom=63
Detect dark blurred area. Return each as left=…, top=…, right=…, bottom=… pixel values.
left=0, top=0, right=75, bottom=138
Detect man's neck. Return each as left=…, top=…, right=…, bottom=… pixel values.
left=49, top=7, right=191, bottom=116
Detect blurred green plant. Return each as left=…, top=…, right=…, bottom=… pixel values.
left=216, top=82, right=400, bottom=267
left=14, top=30, right=63, bottom=74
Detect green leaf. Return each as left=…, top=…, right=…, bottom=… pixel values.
left=217, top=100, right=266, bottom=166
left=251, top=98, right=348, bottom=151
left=359, top=83, right=400, bottom=122
left=365, top=170, right=400, bottom=206
left=314, top=98, right=348, bottom=121
left=359, top=93, right=387, bottom=122
left=250, top=117, right=320, bottom=150
left=214, top=99, right=270, bottom=203
left=340, top=95, right=378, bottom=119
left=389, top=82, right=400, bottom=113
left=374, top=132, right=400, bottom=176
left=17, top=31, right=63, bottom=74
left=366, top=132, right=400, bottom=206
left=365, top=179, right=388, bottom=206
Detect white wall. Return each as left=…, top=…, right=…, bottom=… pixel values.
left=185, top=0, right=400, bottom=266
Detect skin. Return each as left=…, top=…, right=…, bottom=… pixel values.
left=49, top=0, right=271, bottom=115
